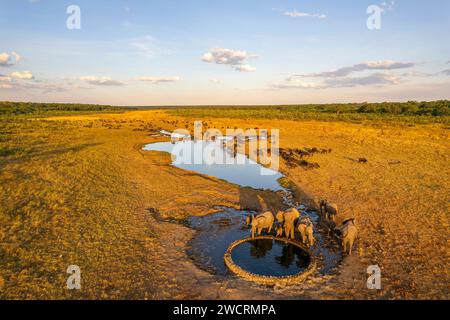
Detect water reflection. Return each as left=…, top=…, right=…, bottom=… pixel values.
left=232, top=239, right=311, bottom=277
left=143, top=141, right=284, bottom=190
left=249, top=239, right=273, bottom=258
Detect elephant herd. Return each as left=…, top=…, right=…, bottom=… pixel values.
left=246, top=199, right=358, bottom=255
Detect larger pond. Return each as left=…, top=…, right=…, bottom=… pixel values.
left=143, top=140, right=284, bottom=191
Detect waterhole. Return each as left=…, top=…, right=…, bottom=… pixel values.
left=230, top=238, right=311, bottom=277
left=144, top=140, right=342, bottom=279
left=186, top=207, right=341, bottom=276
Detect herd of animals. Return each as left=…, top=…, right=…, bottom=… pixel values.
left=245, top=200, right=358, bottom=255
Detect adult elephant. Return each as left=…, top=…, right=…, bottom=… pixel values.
left=276, top=208, right=300, bottom=240
left=319, top=200, right=338, bottom=221
left=247, top=211, right=274, bottom=239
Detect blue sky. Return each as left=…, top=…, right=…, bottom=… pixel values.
left=0, top=0, right=449, bottom=105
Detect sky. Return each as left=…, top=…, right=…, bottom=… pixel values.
left=0, top=0, right=449, bottom=106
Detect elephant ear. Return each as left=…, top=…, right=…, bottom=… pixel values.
left=276, top=211, right=284, bottom=222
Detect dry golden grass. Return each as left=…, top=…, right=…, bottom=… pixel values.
left=163, top=112, right=449, bottom=299
left=1, top=109, right=448, bottom=299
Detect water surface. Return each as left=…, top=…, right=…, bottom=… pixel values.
left=143, top=140, right=284, bottom=190
left=231, top=239, right=311, bottom=277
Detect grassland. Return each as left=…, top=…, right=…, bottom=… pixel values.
left=169, top=100, right=450, bottom=125
left=0, top=102, right=449, bottom=299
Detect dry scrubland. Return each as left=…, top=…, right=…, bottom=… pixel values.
left=0, top=106, right=449, bottom=299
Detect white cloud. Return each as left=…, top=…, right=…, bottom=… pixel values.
left=202, top=48, right=256, bottom=65
left=0, top=70, right=34, bottom=90
left=284, top=10, right=327, bottom=19
left=236, top=64, right=256, bottom=72
left=80, top=76, right=124, bottom=86
left=380, top=0, right=395, bottom=13
left=0, top=51, right=21, bottom=66
left=298, top=60, right=415, bottom=78
left=135, top=76, right=180, bottom=83
left=442, top=69, right=450, bottom=76
left=202, top=48, right=257, bottom=72
left=10, top=71, right=34, bottom=80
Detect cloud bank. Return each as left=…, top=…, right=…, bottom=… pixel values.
left=273, top=73, right=401, bottom=89
left=273, top=60, right=414, bottom=90
left=135, top=76, right=180, bottom=83
left=298, top=60, right=415, bottom=78
left=79, top=76, right=124, bottom=86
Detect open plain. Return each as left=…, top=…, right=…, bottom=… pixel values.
left=0, top=105, right=449, bottom=299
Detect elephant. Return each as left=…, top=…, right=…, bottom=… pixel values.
left=275, top=224, right=284, bottom=237
left=276, top=208, right=300, bottom=240
left=319, top=200, right=338, bottom=221
left=320, top=218, right=336, bottom=236
left=297, top=217, right=315, bottom=247
left=245, top=215, right=252, bottom=226
left=339, top=218, right=357, bottom=255
left=248, top=211, right=274, bottom=239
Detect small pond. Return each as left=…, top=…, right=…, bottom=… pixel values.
left=186, top=207, right=341, bottom=276
left=231, top=238, right=311, bottom=277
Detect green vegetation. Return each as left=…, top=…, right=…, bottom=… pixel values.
left=168, top=100, right=450, bottom=124
left=1, top=100, right=449, bottom=124
left=0, top=101, right=134, bottom=117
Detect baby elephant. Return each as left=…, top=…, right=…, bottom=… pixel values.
left=276, top=208, right=300, bottom=240
left=297, top=217, right=315, bottom=247
left=319, top=200, right=338, bottom=221
left=339, top=218, right=358, bottom=255
left=321, top=218, right=336, bottom=236
left=275, top=223, right=284, bottom=237
left=248, top=211, right=274, bottom=239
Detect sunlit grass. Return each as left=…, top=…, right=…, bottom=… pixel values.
left=0, top=102, right=448, bottom=299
